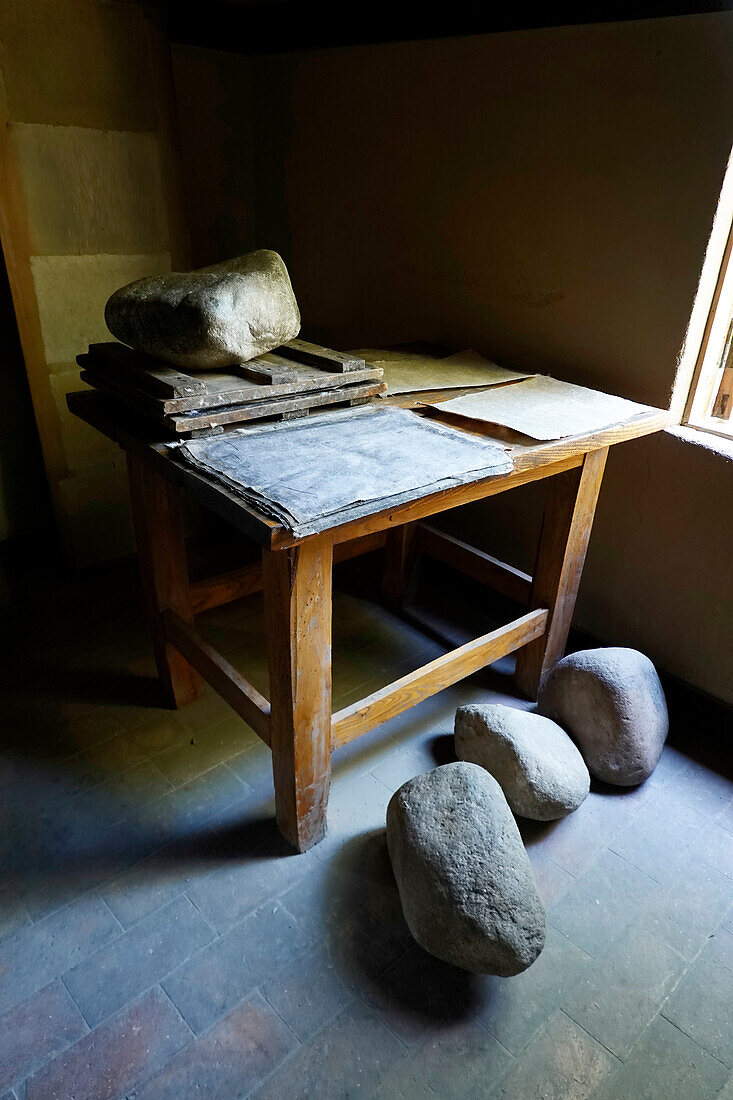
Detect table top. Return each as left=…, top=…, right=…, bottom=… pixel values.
left=67, top=388, right=670, bottom=551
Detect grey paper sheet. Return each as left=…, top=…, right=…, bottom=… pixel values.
left=350, top=348, right=532, bottom=395
left=430, top=375, right=654, bottom=440
left=177, top=406, right=512, bottom=536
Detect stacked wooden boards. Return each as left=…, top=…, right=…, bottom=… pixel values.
left=77, top=340, right=386, bottom=437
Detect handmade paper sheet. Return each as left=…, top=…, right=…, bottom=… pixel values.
left=350, top=348, right=532, bottom=395
left=177, top=406, right=512, bottom=535
left=430, top=375, right=654, bottom=440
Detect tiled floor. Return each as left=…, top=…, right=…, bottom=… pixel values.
left=0, top=550, right=731, bottom=1099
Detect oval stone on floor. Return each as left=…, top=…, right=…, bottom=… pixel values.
left=454, top=703, right=590, bottom=820
left=538, top=647, right=668, bottom=786
left=105, top=250, right=301, bottom=369
left=386, top=762, right=546, bottom=975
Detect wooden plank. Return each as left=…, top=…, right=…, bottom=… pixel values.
left=236, top=353, right=299, bottom=385
left=85, top=343, right=207, bottom=397
left=418, top=524, right=532, bottom=604
left=514, top=446, right=608, bottom=700
left=126, top=453, right=204, bottom=708
left=162, top=609, right=271, bottom=744
left=263, top=537, right=333, bottom=851
left=86, top=343, right=384, bottom=408
left=382, top=522, right=419, bottom=609
left=332, top=608, right=548, bottom=747
left=282, top=338, right=366, bottom=373
left=190, top=530, right=387, bottom=614
left=166, top=380, right=386, bottom=432
left=81, top=369, right=385, bottom=433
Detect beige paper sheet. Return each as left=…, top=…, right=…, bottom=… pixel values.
left=350, top=348, right=532, bottom=395
left=430, top=375, right=654, bottom=440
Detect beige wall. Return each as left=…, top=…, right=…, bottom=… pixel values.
left=174, top=16, right=733, bottom=704
left=0, top=0, right=188, bottom=564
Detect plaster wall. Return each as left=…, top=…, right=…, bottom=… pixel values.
left=174, top=16, right=733, bottom=704
left=0, top=0, right=187, bottom=564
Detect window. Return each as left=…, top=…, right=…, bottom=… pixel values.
left=676, top=148, right=733, bottom=441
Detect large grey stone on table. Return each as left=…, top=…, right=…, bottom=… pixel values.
left=538, top=648, right=668, bottom=786
left=454, top=703, right=590, bottom=820
left=104, top=250, right=300, bottom=369
left=386, top=762, right=546, bottom=975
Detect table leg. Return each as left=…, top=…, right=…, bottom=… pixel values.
left=126, top=453, right=203, bottom=708
left=382, top=522, right=419, bottom=609
left=514, top=447, right=608, bottom=700
left=263, top=535, right=333, bottom=852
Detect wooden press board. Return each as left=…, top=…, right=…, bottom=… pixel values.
left=77, top=340, right=386, bottom=436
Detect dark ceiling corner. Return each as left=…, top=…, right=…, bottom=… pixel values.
left=166, top=0, right=733, bottom=55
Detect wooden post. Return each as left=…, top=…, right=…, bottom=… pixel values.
left=382, top=521, right=419, bottom=609
left=514, top=447, right=608, bottom=700
left=263, top=535, right=333, bottom=852
left=126, top=453, right=203, bottom=708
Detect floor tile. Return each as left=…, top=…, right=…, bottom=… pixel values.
left=311, top=772, right=392, bottom=865
left=130, top=992, right=296, bottom=1100
left=0, top=894, right=120, bottom=1016
left=592, top=1013, right=729, bottom=1100
left=163, top=899, right=311, bottom=1034
left=562, top=925, right=686, bottom=1059
left=63, top=895, right=214, bottom=1027
left=547, top=849, right=658, bottom=958
left=662, top=930, right=733, bottom=1065
left=475, top=927, right=593, bottom=1055
left=635, top=856, right=732, bottom=960
left=374, top=1017, right=514, bottom=1099
left=152, top=715, right=259, bottom=786
left=0, top=981, right=87, bottom=1094
left=261, top=942, right=357, bottom=1042
left=692, top=822, right=733, bottom=880
left=278, top=851, right=371, bottom=938
left=251, top=999, right=406, bottom=1100
left=498, top=1010, right=615, bottom=1099
left=651, top=748, right=733, bottom=820
left=186, top=829, right=315, bottom=934
left=364, top=945, right=485, bottom=1046
left=23, top=987, right=190, bottom=1100
left=609, top=791, right=708, bottom=884
left=0, top=883, right=30, bottom=944
left=99, top=829, right=226, bottom=928
left=130, top=761, right=250, bottom=843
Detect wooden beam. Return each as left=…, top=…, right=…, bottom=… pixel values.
left=162, top=609, right=271, bottom=745
left=332, top=608, right=548, bottom=747
left=514, top=447, right=608, bottom=699
left=190, top=531, right=387, bottom=615
left=382, top=522, right=419, bottom=609
left=127, top=454, right=204, bottom=709
left=418, top=524, right=532, bottom=604
left=190, top=561, right=263, bottom=615
left=263, top=537, right=333, bottom=852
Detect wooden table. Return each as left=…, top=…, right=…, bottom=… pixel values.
left=68, top=388, right=669, bottom=852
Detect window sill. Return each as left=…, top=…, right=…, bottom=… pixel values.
left=666, top=422, right=733, bottom=461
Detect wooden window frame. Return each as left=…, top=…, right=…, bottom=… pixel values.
left=679, top=148, right=733, bottom=441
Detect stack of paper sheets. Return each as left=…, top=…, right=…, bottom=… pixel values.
left=176, top=406, right=512, bottom=536
left=350, top=348, right=532, bottom=395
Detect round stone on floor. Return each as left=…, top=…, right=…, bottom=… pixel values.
left=386, top=761, right=546, bottom=976
left=537, top=647, right=669, bottom=786
left=454, top=703, right=590, bottom=820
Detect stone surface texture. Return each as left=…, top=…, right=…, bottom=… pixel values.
left=386, top=762, right=546, bottom=975
left=454, top=703, right=590, bottom=820
left=538, top=648, right=668, bottom=786
left=105, top=250, right=300, bottom=369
